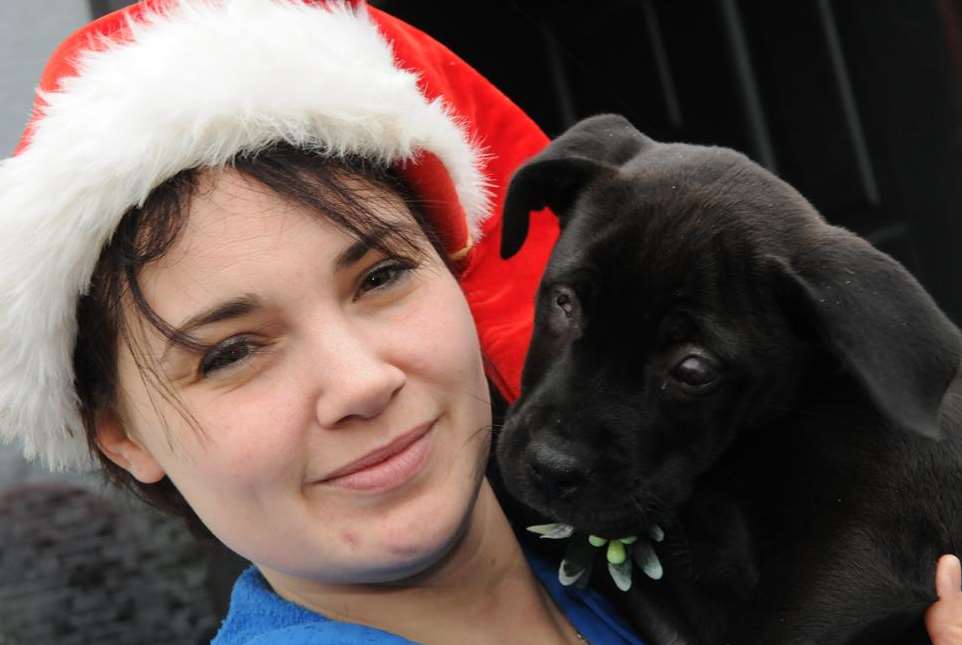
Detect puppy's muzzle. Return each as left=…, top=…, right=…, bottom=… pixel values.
left=526, top=439, right=588, bottom=499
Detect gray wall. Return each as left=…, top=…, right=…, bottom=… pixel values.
left=0, top=1, right=93, bottom=487
left=0, top=1, right=91, bottom=155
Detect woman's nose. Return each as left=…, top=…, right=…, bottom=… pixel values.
left=308, top=322, right=406, bottom=428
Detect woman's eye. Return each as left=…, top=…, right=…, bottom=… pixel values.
left=199, top=337, right=258, bottom=377
left=356, top=260, right=415, bottom=298
left=670, top=355, right=719, bottom=389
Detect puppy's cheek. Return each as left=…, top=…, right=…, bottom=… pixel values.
left=495, top=423, right=530, bottom=492
left=643, top=452, right=698, bottom=507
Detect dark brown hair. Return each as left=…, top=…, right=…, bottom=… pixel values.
left=73, top=143, right=452, bottom=538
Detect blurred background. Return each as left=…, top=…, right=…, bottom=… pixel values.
left=2, top=0, right=960, bottom=643
left=380, top=0, right=962, bottom=327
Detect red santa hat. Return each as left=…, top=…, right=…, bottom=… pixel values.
left=0, top=0, right=558, bottom=471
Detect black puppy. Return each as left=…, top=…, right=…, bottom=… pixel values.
left=495, top=114, right=962, bottom=645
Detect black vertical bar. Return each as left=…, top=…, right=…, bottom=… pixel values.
left=716, top=0, right=778, bottom=172
left=88, top=0, right=111, bottom=19
left=540, top=25, right=578, bottom=130
left=88, top=0, right=135, bottom=19
left=815, top=0, right=880, bottom=205
left=642, top=0, right=684, bottom=130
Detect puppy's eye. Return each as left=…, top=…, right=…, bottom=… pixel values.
left=544, top=286, right=581, bottom=337
left=670, top=355, right=718, bottom=389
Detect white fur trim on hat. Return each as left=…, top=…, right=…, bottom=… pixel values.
left=0, top=0, right=491, bottom=471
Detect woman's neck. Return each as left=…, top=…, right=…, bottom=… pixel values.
left=261, top=479, right=581, bottom=644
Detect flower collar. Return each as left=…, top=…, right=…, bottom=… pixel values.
left=527, top=523, right=664, bottom=591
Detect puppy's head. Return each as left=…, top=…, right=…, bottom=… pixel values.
left=496, top=114, right=961, bottom=537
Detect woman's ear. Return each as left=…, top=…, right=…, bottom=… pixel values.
left=95, top=409, right=166, bottom=483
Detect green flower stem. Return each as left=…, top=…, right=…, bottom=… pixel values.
left=606, top=540, right=626, bottom=564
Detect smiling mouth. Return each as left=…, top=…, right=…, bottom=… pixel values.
left=317, top=422, right=435, bottom=493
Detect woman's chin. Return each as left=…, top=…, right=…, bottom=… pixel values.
left=385, top=515, right=465, bottom=565
left=319, top=531, right=463, bottom=585
left=361, top=495, right=476, bottom=583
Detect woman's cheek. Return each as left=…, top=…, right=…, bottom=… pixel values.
left=415, top=284, right=484, bottom=377
left=202, top=374, right=309, bottom=457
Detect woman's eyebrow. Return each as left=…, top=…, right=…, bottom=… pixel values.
left=175, top=295, right=261, bottom=336
left=334, top=238, right=374, bottom=271
left=335, top=221, right=422, bottom=270
left=162, top=295, right=262, bottom=359
left=335, top=231, right=396, bottom=271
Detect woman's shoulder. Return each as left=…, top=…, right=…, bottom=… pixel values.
left=211, top=566, right=417, bottom=645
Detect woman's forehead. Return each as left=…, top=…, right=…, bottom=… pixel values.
left=131, top=171, right=389, bottom=314
left=157, top=168, right=413, bottom=266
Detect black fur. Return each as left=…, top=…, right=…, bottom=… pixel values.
left=495, top=114, right=962, bottom=645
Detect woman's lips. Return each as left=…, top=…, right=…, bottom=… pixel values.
left=318, top=422, right=434, bottom=492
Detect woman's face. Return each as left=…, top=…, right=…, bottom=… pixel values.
left=110, top=169, right=492, bottom=584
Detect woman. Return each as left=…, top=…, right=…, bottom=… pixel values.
left=0, top=1, right=958, bottom=643
left=0, top=1, right=630, bottom=642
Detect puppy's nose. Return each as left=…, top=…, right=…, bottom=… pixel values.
left=526, top=440, right=587, bottom=499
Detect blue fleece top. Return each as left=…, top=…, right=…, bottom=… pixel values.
left=212, top=551, right=646, bottom=644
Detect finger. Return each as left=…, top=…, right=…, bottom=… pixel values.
left=936, top=554, right=962, bottom=599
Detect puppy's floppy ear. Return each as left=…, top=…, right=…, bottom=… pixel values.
left=500, top=114, right=652, bottom=259
left=768, top=229, right=961, bottom=439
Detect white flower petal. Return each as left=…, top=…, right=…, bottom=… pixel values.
left=633, top=542, right=663, bottom=580
left=558, top=559, right=585, bottom=586
left=608, top=560, right=633, bottom=591
left=526, top=523, right=574, bottom=539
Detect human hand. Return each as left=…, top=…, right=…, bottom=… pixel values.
left=926, top=554, right=962, bottom=644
